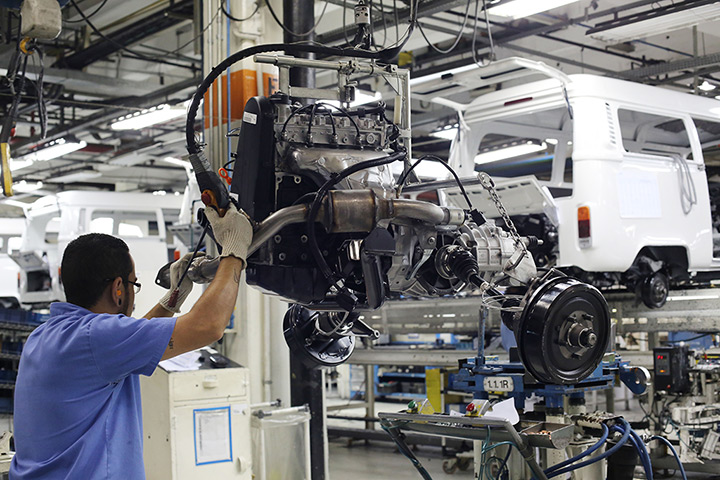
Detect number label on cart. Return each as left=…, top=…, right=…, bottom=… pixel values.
left=483, top=376, right=514, bottom=392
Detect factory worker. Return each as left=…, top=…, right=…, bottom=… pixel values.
left=9, top=204, right=252, bottom=480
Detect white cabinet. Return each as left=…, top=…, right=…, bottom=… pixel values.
left=140, top=349, right=252, bottom=480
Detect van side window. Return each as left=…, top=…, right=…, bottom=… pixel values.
left=90, top=210, right=159, bottom=238
left=618, top=109, right=691, bottom=158
left=7, top=237, right=21, bottom=255
left=473, top=106, right=573, bottom=184
left=45, top=217, right=60, bottom=244
left=692, top=118, right=720, bottom=254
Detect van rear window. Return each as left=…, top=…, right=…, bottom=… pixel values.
left=618, top=109, right=691, bottom=158
left=690, top=117, right=720, bottom=168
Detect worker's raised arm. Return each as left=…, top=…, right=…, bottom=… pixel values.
left=161, top=205, right=253, bottom=360
left=144, top=251, right=205, bottom=320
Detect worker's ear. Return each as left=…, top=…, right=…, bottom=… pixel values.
left=111, top=277, right=124, bottom=307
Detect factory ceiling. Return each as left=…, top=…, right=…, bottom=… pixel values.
left=0, top=0, right=718, bottom=215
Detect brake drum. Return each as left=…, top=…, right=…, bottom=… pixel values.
left=516, top=276, right=611, bottom=385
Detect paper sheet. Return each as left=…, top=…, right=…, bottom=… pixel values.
left=483, top=398, right=520, bottom=425
left=616, top=172, right=662, bottom=219
left=194, top=407, right=232, bottom=465
left=159, top=347, right=219, bottom=372
left=159, top=350, right=202, bottom=372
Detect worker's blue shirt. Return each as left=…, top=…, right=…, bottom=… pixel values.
left=10, top=302, right=176, bottom=480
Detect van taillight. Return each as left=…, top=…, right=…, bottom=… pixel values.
left=17, top=273, right=20, bottom=288
left=578, top=206, right=591, bottom=248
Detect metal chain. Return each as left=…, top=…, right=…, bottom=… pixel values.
left=477, top=172, right=528, bottom=256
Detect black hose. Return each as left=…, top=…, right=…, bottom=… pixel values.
left=397, top=154, right=473, bottom=209
left=0, top=55, right=28, bottom=144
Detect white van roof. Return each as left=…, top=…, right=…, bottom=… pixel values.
left=27, top=190, right=183, bottom=215
left=463, top=74, right=720, bottom=122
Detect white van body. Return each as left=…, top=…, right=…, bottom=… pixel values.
left=13, top=191, right=197, bottom=315
left=0, top=218, right=26, bottom=308
left=441, top=67, right=720, bottom=305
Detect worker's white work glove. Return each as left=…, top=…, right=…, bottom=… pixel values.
left=204, top=203, right=253, bottom=267
left=159, top=251, right=205, bottom=313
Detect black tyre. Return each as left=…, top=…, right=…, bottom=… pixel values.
left=641, top=271, right=669, bottom=309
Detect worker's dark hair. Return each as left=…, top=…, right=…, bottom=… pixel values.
left=61, top=233, right=132, bottom=309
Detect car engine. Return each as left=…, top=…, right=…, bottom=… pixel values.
left=163, top=48, right=612, bottom=385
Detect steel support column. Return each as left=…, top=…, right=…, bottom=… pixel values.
left=284, top=2, right=325, bottom=477
left=283, top=0, right=315, bottom=94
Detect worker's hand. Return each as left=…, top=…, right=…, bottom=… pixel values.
left=159, top=251, right=205, bottom=313
left=204, top=203, right=253, bottom=267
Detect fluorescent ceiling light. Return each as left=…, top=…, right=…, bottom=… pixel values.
left=47, top=171, right=102, bottom=183
left=431, top=128, right=458, bottom=140
left=111, top=104, right=186, bottom=130
left=9, top=159, right=35, bottom=171
left=161, top=156, right=192, bottom=168
left=391, top=160, right=449, bottom=180
left=410, top=63, right=477, bottom=87
left=392, top=158, right=449, bottom=180
left=699, top=80, right=716, bottom=92
left=589, top=4, right=720, bottom=43
left=475, top=141, right=547, bottom=165
left=19, top=138, right=87, bottom=162
left=490, top=0, right=579, bottom=20
left=13, top=180, right=43, bottom=193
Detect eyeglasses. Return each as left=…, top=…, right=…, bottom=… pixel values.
left=103, top=278, right=141, bottom=294
left=127, top=280, right=142, bottom=294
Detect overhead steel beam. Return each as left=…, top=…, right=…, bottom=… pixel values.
left=587, top=0, right=718, bottom=36
left=60, top=0, right=194, bottom=69
left=0, top=63, right=157, bottom=97
left=318, top=0, right=468, bottom=46
left=412, top=19, right=692, bottom=91
left=411, top=21, right=620, bottom=78
left=501, top=43, right=619, bottom=77
left=318, top=0, right=660, bottom=47
left=11, top=76, right=200, bottom=152
left=621, top=51, right=720, bottom=79
left=395, top=1, right=661, bottom=84
left=440, top=11, right=647, bottom=65
left=655, top=65, right=720, bottom=85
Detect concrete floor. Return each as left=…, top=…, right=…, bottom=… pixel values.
left=327, top=398, right=473, bottom=479
left=328, top=439, right=473, bottom=480
left=324, top=391, right=718, bottom=480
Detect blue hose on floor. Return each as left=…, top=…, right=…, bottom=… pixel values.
left=617, top=426, right=653, bottom=480
left=545, top=419, right=632, bottom=479
left=544, top=423, right=609, bottom=475
left=649, top=435, right=687, bottom=480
